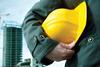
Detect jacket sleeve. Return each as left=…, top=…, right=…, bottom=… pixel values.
left=62, top=0, right=84, bottom=9
left=22, top=0, right=62, bottom=65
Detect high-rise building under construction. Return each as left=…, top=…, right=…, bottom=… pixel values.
left=2, top=21, right=22, bottom=67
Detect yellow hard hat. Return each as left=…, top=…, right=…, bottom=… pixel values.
left=42, top=1, right=87, bottom=44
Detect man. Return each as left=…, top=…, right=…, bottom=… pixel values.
left=22, top=0, right=100, bottom=67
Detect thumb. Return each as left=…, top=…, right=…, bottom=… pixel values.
left=65, top=41, right=75, bottom=49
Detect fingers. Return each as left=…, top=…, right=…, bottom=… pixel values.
left=60, top=41, right=75, bottom=49
left=55, top=49, right=75, bottom=61
left=46, top=42, right=75, bottom=62
left=65, top=49, right=75, bottom=59
left=59, top=42, right=75, bottom=60
left=66, top=41, right=75, bottom=49
left=57, top=44, right=75, bottom=61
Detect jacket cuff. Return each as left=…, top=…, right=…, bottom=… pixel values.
left=32, top=37, right=58, bottom=64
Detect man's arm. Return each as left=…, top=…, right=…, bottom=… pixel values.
left=22, top=0, right=62, bottom=65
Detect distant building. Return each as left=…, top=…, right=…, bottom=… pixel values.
left=16, top=58, right=45, bottom=67
left=2, top=21, right=22, bottom=67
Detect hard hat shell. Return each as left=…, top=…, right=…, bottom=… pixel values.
left=42, top=1, right=87, bottom=44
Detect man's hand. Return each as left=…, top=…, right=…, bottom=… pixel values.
left=46, top=42, right=75, bottom=61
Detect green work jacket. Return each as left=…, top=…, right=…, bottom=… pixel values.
left=22, top=0, right=100, bottom=67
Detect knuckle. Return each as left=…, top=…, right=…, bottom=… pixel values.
left=61, top=49, right=66, bottom=54
left=61, top=53, right=67, bottom=58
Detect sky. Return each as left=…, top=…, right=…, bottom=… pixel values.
left=0, top=0, right=65, bottom=67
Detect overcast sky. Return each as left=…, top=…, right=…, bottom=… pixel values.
left=0, top=0, right=65, bottom=67
left=0, top=0, right=36, bottom=66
